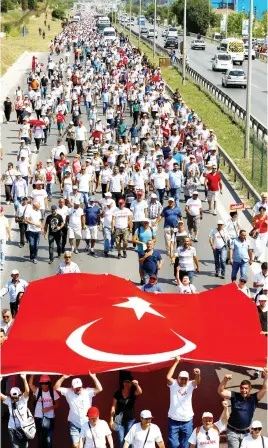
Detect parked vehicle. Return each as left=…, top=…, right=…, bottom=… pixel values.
left=222, top=69, right=247, bottom=88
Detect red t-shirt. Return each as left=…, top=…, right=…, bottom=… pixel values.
left=206, top=172, right=221, bottom=191
left=56, top=113, right=64, bottom=123
left=56, top=160, right=67, bottom=173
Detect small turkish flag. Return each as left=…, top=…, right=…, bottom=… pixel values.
left=1, top=275, right=266, bottom=375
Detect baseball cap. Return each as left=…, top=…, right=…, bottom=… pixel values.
left=251, top=421, right=263, bottom=429
left=11, top=269, right=19, bottom=275
left=149, top=274, right=158, bottom=280
left=168, top=197, right=175, bottom=202
left=89, top=196, right=95, bottom=202
left=10, top=387, right=22, bottom=397
left=72, top=378, right=82, bottom=388
left=240, top=276, right=248, bottom=283
left=106, top=199, right=113, bottom=205
left=258, top=295, right=268, bottom=301
left=39, top=375, right=51, bottom=383
left=36, top=180, right=42, bottom=185
left=151, top=193, right=157, bottom=199
left=261, top=192, right=268, bottom=198
left=104, top=192, right=112, bottom=197
left=179, top=371, right=189, bottom=378
left=140, top=410, right=153, bottom=419
left=202, top=412, right=213, bottom=419
left=87, top=407, right=99, bottom=418
left=193, top=191, right=199, bottom=195
left=51, top=205, right=57, bottom=210
left=74, top=199, right=81, bottom=205
left=47, top=159, right=52, bottom=163
left=217, top=220, right=224, bottom=225
left=118, top=199, right=125, bottom=204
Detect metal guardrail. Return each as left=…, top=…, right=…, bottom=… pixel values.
left=118, top=24, right=262, bottom=204
left=121, top=24, right=268, bottom=143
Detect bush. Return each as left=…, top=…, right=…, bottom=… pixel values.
left=3, top=22, right=12, bottom=34
left=52, top=8, right=65, bottom=20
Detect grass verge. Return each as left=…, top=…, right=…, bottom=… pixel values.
left=116, top=24, right=266, bottom=196
left=1, top=9, right=25, bottom=24
left=1, top=10, right=62, bottom=75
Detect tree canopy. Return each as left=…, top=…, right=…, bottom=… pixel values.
left=171, top=0, right=212, bottom=34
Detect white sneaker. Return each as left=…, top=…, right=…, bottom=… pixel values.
left=205, top=198, right=208, bottom=202
left=213, top=210, right=217, bottom=215
left=6, top=201, right=10, bottom=205
left=70, top=247, right=74, bottom=252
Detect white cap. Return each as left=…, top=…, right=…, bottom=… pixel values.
left=36, top=180, right=42, bottom=185
left=74, top=199, right=81, bottom=205
left=73, top=185, right=78, bottom=189
left=202, top=412, right=213, bottom=419
left=151, top=193, right=157, bottom=199
left=193, top=191, right=199, bottom=195
left=119, top=164, right=125, bottom=168
left=217, top=220, right=224, bottom=225
left=47, top=159, right=52, bottom=163
left=72, top=378, right=82, bottom=388
left=258, top=294, right=268, bottom=301
left=104, top=192, right=112, bottom=197
left=10, top=387, right=22, bottom=397
left=106, top=199, right=113, bottom=205
left=168, top=197, right=175, bottom=202
left=11, top=269, right=19, bottom=275
left=251, top=421, right=262, bottom=429
left=179, top=371, right=189, bottom=378
left=140, top=410, right=153, bottom=419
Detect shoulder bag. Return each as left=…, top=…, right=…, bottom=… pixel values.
left=249, top=218, right=264, bottom=239
left=112, top=397, right=129, bottom=432
left=142, top=426, right=151, bottom=448
left=40, top=389, right=55, bottom=430
left=12, top=404, right=36, bottom=440
left=15, top=204, right=28, bottom=224
left=87, top=423, right=97, bottom=448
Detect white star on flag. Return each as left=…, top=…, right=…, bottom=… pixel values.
left=113, top=297, right=165, bottom=320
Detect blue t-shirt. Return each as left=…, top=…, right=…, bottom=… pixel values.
left=161, top=206, right=182, bottom=228
left=228, top=391, right=258, bottom=430
left=138, top=250, right=162, bottom=275
left=173, top=152, right=183, bottom=167
left=135, top=226, right=156, bottom=252
left=142, top=283, right=163, bottom=292
left=83, top=205, right=100, bottom=226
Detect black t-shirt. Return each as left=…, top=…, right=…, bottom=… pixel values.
left=113, top=389, right=136, bottom=422
left=45, top=214, right=63, bottom=234
left=228, top=391, right=258, bottom=429
left=41, top=78, right=49, bottom=86
left=258, top=307, right=267, bottom=334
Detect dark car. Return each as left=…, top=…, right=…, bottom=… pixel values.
left=164, top=37, right=179, bottom=49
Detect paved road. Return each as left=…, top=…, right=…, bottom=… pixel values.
left=130, top=22, right=268, bottom=125
left=0, top=40, right=267, bottom=447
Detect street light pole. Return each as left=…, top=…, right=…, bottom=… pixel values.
left=129, top=0, right=132, bottom=39
left=244, top=0, right=253, bottom=158
left=138, top=0, right=141, bottom=48
left=182, top=0, right=187, bottom=85
left=225, top=0, right=228, bottom=38
left=153, top=0, right=157, bottom=58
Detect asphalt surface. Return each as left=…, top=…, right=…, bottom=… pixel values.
left=0, top=37, right=267, bottom=447
left=130, top=22, right=268, bottom=126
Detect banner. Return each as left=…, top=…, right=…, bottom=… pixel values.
left=1, top=275, right=266, bottom=375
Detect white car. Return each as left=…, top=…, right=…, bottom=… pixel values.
left=222, top=69, right=247, bottom=88
left=212, top=53, right=233, bottom=71
left=162, top=29, right=168, bottom=37
left=147, top=29, right=158, bottom=39
left=244, top=44, right=256, bottom=60
left=190, top=39, right=206, bottom=50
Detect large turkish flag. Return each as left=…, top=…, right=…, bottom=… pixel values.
left=1, top=274, right=266, bottom=375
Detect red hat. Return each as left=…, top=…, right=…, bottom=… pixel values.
left=104, top=162, right=108, bottom=166
left=135, top=162, right=140, bottom=168
left=37, top=161, right=43, bottom=166
left=136, top=191, right=143, bottom=196
left=39, top=375, right=51, bottom=383
left=87, top=407, right=99, bottom=418
left=118, top=199, right=125, bottom=204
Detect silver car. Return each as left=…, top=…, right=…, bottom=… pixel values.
left=222, top=69, right=247, bottom=88
left=190, top=39, right=206, bottom=50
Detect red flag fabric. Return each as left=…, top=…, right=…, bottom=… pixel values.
left=1, top=274, right=266, bottom=376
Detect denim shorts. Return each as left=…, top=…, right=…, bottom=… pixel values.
left=69, top=421, right=81, bottom=445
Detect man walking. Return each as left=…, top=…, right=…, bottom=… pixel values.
left=185, top=191, right=203, bottom=242
left=82, top=196, right=101, bottom=257
left=230, top=230, right=253, bottom=282
left=44, top=205, right=65, bottom=264
left=112, top=199, right=132, bottom=259
left=24, top=201, right=43, bottom=263
left=209, top=220, right=230, bottom=279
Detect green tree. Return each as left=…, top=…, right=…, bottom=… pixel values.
left=28, top=0, right=35, bottom=9
left=227, top=12, right=244, bottom=36
left=262, top=11, right=268, bottom=35
left=21, top=0, right=28, bottom=10
left=171, top=0, right=210, bottom=34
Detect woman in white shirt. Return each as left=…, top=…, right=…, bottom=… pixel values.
left=2, top=162, right=17, bottom=204
left=1, top=374, right=31, bottom=448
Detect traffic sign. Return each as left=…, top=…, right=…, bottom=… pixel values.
left=229, top=202, right=245, bottom=211
left=20, top=25, right=29, bottom=37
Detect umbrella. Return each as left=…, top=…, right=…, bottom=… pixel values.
left=29, top=120, right=46, bottom=126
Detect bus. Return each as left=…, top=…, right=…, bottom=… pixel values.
left=218, top=38, right=245, bottom=65
left=137, top=15, right=146, bottom=26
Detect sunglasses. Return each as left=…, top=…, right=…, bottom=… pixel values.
left=205, top=431, right=210, bottom=441
left=3, top=315, right=10, bottom=318
left=12, top=394, right=22, bottom=398
left=64, top=256, right=71, bottom=259
left=40, top=382, right=49, bottom=385
left=253, top=428, right=262, bottom=431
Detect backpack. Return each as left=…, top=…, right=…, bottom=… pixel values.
left=46, top=169, right=53, bottom=182
left=34, top=386, right=55, bottom=409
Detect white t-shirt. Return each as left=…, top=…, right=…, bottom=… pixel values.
left=34, top=388, right=60, bottom=418
left=0, top=216, right=9, bottom=240
left=56, top=261, right=81, bottom=274
left=58, top=387, right=95, bottom=428
left=68, top=207, right=83, bottom=232
left=76, top=173, right=91, bottom=192
left=253, top=271, right=268, bottom=296
left=76, top=126, right=87, bottom=141
left=125, top=423, right=163, bottom=448
left=103, top=206, right=116, bottom=228
left=80, top=419, right=111, bottom=448
left=168, top=380, right=196, bottom=421
left=186, top=198, right=202, bottom=217
left=151, top=172, right=168, bottom=190
left=209, top=228, right=229, bottom=250
left=178, top=284, right=197, bottom=294
left=57, top=205, right=69, bottom=222
left=25, top=208, right=42, bottom=232
left=130, top=200, right=148, bottom=222
left=3, top=396, right=29, bottom=430
left=100, top=169, right=112, bottom=185
left=109, top=174, right=123, bottom=192
left=175, top=246, right=197, bottom=271
left=188, top=420, right=225, bottom=448
left=113, top=207, right=132, bottom=229
left=30, top=189, right=48, bottom=210
left=241, top=435, right=268, bottom=448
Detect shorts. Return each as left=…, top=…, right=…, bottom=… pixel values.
left=57, top=123, right=64, bottom=130
left=115, top=228, right=129, bottom=245
left=207, top=190, right=219, bottom=202
left=83, top=225, right=98, bottom=240
left=187, top=215, right=200, bottom=232
left=40, top=209, right=46, bottom=220
left=95, top=171, right=100, bottom=179
left=69, top=421, right=81, bottom=445
left=63, top=191, right=72, bottom=200
left=68, top=228, right=82, bottom=240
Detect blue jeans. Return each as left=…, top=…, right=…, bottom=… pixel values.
left=104, top=227, right=115, bottom=252
left=28, top=231, right=41, bottom=260
left=35, top=417, right=54, bottom=448
left=213, top=247, right=227, bottom=275
left=41, top=86, right=47, bottom=99
left=65, top=100, right=71, bottom=113
left=156, top=188, right=165, bottom=205
left=46, top=183, right=53, bottom=198
left=0, top=239, right=6, bottom=266
left=79, top=191, right=89, bottom=206
left=170, top=187, right=181, bottom=207
left=85, top=100, right=92, bottom=113
left=168, top=417, right=193, bottom=448
left=117, top=419, right=136, bottom=448
left=231, top=260, right=249, bottom=282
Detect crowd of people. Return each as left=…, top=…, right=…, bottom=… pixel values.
left=0, top=10, right=267, bottom=448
